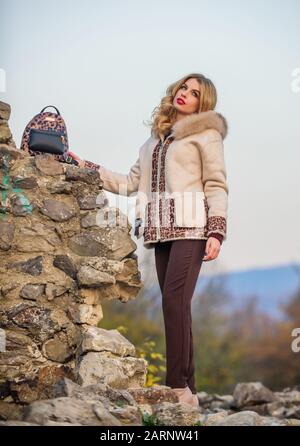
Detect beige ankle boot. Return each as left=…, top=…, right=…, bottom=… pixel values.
left=171, top=386, right=195, bottom=406
left=190, top=393, right=200, bottom=408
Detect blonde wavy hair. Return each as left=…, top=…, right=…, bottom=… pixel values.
left=145, top=73, right=217, bottom=140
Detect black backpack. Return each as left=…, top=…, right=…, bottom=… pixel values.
left=20, top=105, right=77, bottom=164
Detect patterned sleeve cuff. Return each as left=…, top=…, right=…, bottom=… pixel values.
left=83, top=159, right=101, bottom=171
left=208, top=232, right=224, bottom=244
left=207, top=215, right=227, bottom=235
left=207, top=216, right=227, bottom=243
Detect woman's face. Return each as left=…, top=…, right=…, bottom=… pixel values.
left=173, top=78, right=200, bottom=115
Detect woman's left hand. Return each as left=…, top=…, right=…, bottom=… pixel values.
left=67, top=151, right=85, bottom=168
left=203, top=237, right=221, bottom=261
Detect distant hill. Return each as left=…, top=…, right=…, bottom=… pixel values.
left=142, top=262, right=300, bottom=320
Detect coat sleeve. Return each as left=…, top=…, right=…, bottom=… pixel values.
left=89, top=137, right=153, bottom=196
left=97, top=157, right=141, bottom=196
left=82, top=142, right=146, bottom=197
left=200, top=136, right=229, bottom=241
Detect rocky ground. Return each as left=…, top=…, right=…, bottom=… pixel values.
left=1, top=380, right=300, bottom=426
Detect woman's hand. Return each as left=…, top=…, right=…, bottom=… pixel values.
left=203, top=236, right=221, bottom=261
left=67, top=151, right=85, bottom=168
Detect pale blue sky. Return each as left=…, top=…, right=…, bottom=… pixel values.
left=1, top=0, right=300, bottom=274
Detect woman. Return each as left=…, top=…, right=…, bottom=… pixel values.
left=67, top=73, right=229, bottom=408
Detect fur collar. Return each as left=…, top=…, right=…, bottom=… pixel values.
left=169, top=110, right=228, bottom=141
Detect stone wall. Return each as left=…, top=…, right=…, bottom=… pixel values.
left=0, top=102, right=300, bottom=427
left=0, top=101, right=147, bottom=404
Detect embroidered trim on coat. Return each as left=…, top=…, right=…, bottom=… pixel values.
left=144, top=136, right=208, bottom=244
left=207, top=216, right=227, bottom=236
left=83, top=159, right=101, bottom=171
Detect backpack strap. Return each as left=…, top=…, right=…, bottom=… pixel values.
left=40, top=105, right=61, bottom=115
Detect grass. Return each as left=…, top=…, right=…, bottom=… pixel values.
left=141, top=410, right=203, bottom=427
left=141, top=411, right=166, bottom=426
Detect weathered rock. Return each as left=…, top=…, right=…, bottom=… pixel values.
left=0, top=420, right=40, bottom=426
left=94, top=206, right=129, bottom=228
left=80, top=207, right=112, bottom=229
left=0, top=120, right=12, bottom=143
left=0, top=221, right=15, bottom=250
left=285, top=418, right=300, bottom=426
left=152, top=402, right=201, bottom=426
left=266, top=400, right=300, bottom=419
left=191, top=384, right=300, bottom=425
left=0, top=283, right=18, bottom=298
left=233, top=382, right=276, bottom=409
left=53, top=254, right=77, bottom=279
left=50, top=378, right=143, bottom=425
left=76, top=195, right=99, bottom=210
left=127, top=386, right=178, bottom=405
left=79, top=288, right=108, bottom=305
left=65, top=166, right=101, bottom=185
left=0, top=101, right=11, bottom=121
left=39, top=198, right=76, bottom=222
left=115, top=258, right=142, bottom=285
left=274, top=389, right=300, bottom=404
left=12, top=176, right=38, bottom=189
left=52, top=377, right=142, bottom=425
left=45, top=283, right=69, bottom=301
left=35, top=154, right=64, bottom=176
left=69, top=228, right=136, bottom=260
left=0, top=330, right=46, bottom=383
left=1, top=303, right=71, bottom=344
left=77, top=265, right=115, bottom=287
left=47, top=181, right=73, bottom=194
left=0, top=401, right=24, bottom=421
left=0, top=144, right=22, bottom=160
left=76, top=257, right=141, bottom=303
left=80, top=256, right=127, bottom=275
left=14, top=221, right=61, bottom=252
left=42, top=333, right=74, bottom=363
left=79, top=326, right=136, bottom=356
left=7, top=255, right=43, bottom=276
left=10, top=194, right=33, bottom=216
left=23, top=397, right=122, bottom=426
left=81, top=211, right=99, bottom=228
left=9, top=365, right=76, bottom=404
left=205, top=410, right=287, bottom=426
left=53, top=377, right=137, bottom=407
left=78, top=281, right=141, bottom=305
left=68, top=303, right=103, bottom=325
left=20, top=284, right=45, bottom=301
left=210, top=394, right=235, bottom=410
left=76, top=352, right=147, bottom=388
left=200, top=410, right=230, bottom=425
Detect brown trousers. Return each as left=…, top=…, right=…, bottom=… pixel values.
left=154, top=239, right=207, bottom=394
